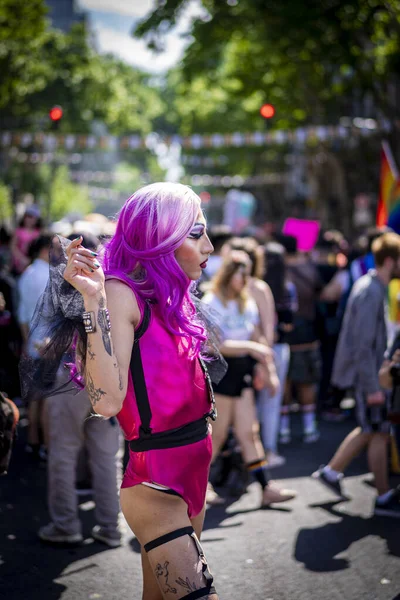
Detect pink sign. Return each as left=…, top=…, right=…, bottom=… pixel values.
left=282, top=218, right=320, bottom=252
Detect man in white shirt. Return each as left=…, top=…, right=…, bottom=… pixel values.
left=18, top=234, right=51, bottom=346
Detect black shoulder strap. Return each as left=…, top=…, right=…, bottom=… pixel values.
left=130, top=302, right=152, bottom=436
left=134, top=302, right=151, bottom=341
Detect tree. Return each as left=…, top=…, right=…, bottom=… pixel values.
left=47, top=165, right=93, bottom=222
left=0, top=180, right=12, bottom=221
left=25, top=25, right=166, bottom=135
left=0, top=0, right=166, bottom=135
left=133, top=0, right=400, bottom=232
left=0, top=0, right=49, bottom=126
left=134, top=0, right=400, bottom=130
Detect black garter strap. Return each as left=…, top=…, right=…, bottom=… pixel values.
left=144, top=526, right=215, bottom=596
left=190, top=530, right=214, bottom=588
left=144, top=526, right=193, bottom=553
left=182, top=586, right=216, bottom=599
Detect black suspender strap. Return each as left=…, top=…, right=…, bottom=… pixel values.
left=128, top=301, right=213, bottom=452
left=130, top=302, right=152, bottom=436
left=129, top=415, right=209, bottom=452
left=135, top=302, right=151, bottom=340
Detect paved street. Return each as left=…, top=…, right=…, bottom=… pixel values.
left=1, top=415, right=399, bottom=600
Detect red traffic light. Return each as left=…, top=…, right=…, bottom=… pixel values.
left=199, top=191, right=211, bottom=204
left=49, top=106, right=63, bottom=121
left=260, top=104, right=275, bottom=119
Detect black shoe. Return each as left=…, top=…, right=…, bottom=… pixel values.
left=311, top=465, right=347, bottom=499
left=374, top=489, right=400, bottom=518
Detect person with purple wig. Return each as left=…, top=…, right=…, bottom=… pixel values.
left=63, top=182, right=219, bottom=600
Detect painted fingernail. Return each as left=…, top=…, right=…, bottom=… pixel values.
left=90, top=251, right=98, bottom=257
left=90, top=268, right=94, bottom=272
left=93, top=260, right=100, bottom=268
left=74, top=236, right=82, bottom=242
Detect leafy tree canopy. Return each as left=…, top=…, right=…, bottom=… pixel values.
left=0, top=0, right=48, bottom=113
left=0, top=0, right=166, bottom=135
left=49, top=165, right=93, bottom=221
left=134, top=0, right=400, bottom=131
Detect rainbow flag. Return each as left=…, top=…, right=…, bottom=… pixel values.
left=388, top=279, right=400, bottom=322
left=376, top=141, right=400, bottom=229
left=388, top=177, right=400, bottom=233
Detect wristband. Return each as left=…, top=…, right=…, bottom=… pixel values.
left=83, top=311, right=96, bottom=334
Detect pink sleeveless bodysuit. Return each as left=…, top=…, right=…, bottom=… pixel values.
left=118, top=297, right=213, bottom=518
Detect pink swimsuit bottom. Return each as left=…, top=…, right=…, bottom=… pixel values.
left=121, top=429, right=213, bottom=518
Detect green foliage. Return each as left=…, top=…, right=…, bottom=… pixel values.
left=48, top=166, right=92, bottom=221
left=0, top=180, right=12, bottom=220
left=25, top=25, right=166, bottom=134
left=0, top=0, right=48, bottom=115
left=83, top=55, right=165, bottom=135
left=0, top=1, right=166, bottom=135
left=135, top=0, right=400, bottom=130
left=112, top=162, right=143, bottom=194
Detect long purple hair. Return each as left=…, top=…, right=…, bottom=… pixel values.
left=102, top=182, right=206, bottom=356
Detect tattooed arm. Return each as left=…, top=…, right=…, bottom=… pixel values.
left=83, top=280, right=140, bottom=417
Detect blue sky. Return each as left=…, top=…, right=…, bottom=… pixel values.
left=77, top=0, right=206, bottom=73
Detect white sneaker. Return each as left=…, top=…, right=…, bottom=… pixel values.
left=279, top=430, right=291, bottom=444
left=38, top=523, right=83, bottom=544
left=91, top=525, right=121, bottom=548
left=206, top=482, right=225, bottom=506
left=266, top=452, right=286, bottom=468
left=304, top=429, right=320, bottom=443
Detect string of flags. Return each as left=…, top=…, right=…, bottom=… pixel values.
left=3, top=150, right=232, bottom=168
left=80, top=173, right=285, bottom=201
left=0, top=122, right=386, bottom=153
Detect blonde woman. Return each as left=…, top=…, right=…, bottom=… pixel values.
left=228, top=237, right=287, bottom=467
left=203, top=251, right=296, bottom=507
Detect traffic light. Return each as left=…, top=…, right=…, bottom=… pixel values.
left=49, top=105, right=63, bottom=122
left=199, top=191, right=211, bottom=204
left=260, top=103, right=275, bottom=119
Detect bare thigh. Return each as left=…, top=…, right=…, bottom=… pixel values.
left=120, top=485, right=216, bottom=600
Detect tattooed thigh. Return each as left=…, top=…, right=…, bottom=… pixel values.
left=149, top=536, right=215, bottom=598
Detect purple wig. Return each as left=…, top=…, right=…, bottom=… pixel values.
left=102, top=182, right=206, bottom=356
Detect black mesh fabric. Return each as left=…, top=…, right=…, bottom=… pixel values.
left=191, top=296, right=227, bottom=385
left=19, top=235, right=86, bottom=401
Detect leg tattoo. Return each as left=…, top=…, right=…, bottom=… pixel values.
left=155, top=562, right=177, bottom=594
left=175, top=577, right=198, bottom=593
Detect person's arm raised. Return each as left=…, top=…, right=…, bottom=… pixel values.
left=64, top=237, right=139, bottom=417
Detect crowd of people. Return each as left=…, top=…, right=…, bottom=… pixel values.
left=1, top=184, right=400, bottom=599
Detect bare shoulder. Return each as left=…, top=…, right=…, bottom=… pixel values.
left=105, top=279, right=141, bottom=327
left=251, top=278, right=272, bottom=296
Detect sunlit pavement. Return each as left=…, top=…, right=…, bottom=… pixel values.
left=1, top=416, right=399, bottom=600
